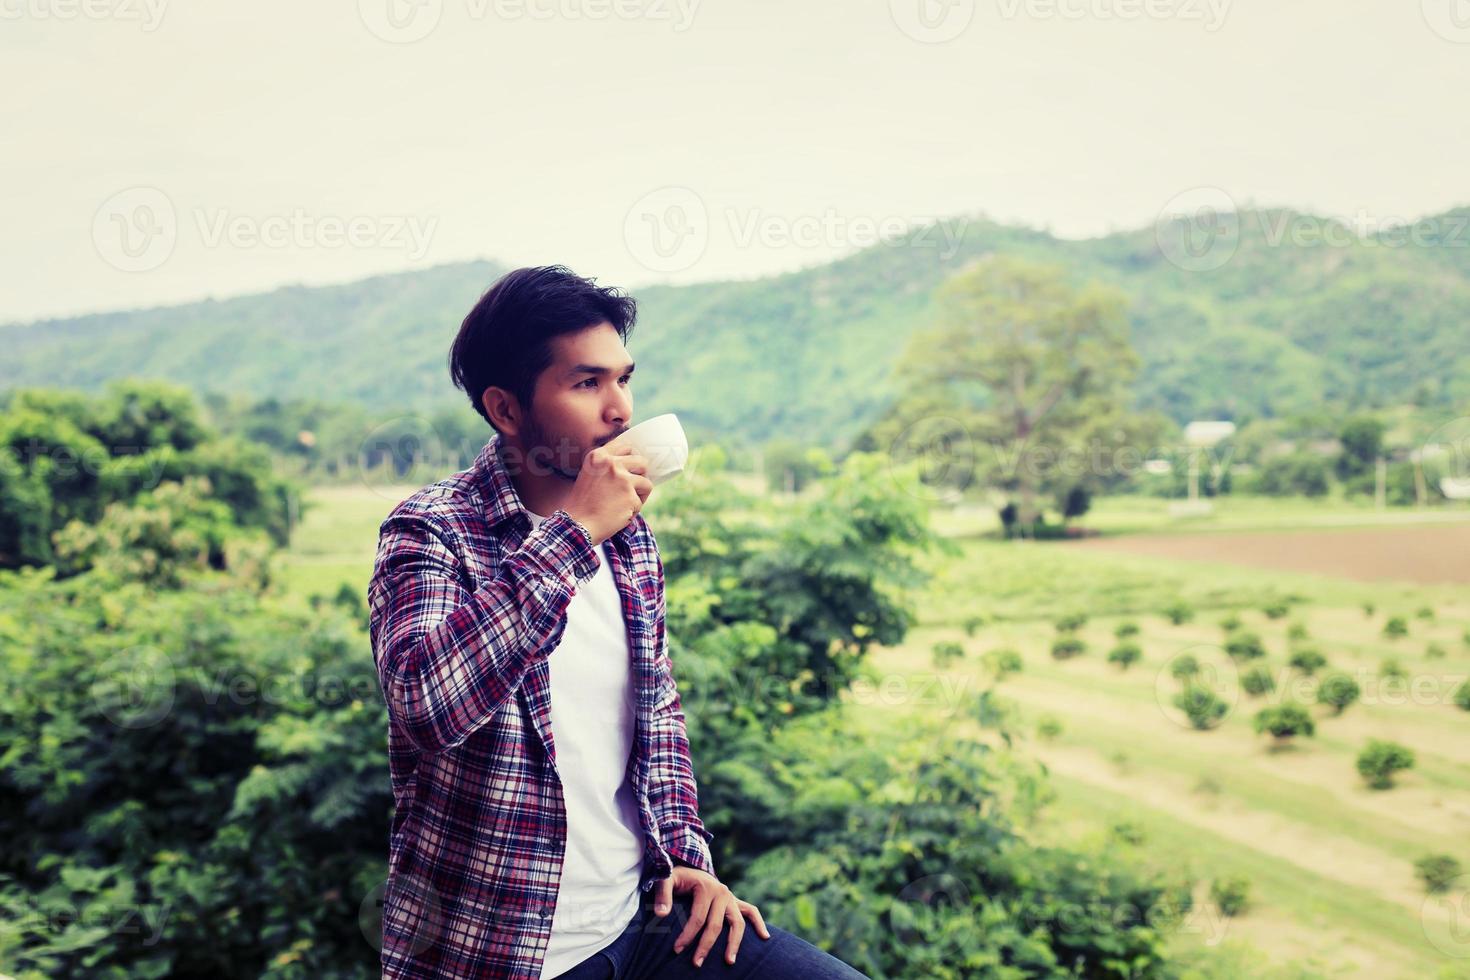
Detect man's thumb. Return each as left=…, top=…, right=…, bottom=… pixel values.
left=653, top=875, right=672, bottom=915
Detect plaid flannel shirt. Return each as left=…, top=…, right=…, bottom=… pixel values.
left=367, top=432, right=716, bottom=980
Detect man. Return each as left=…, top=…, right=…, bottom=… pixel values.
left=368, top=266, right=869, bottom=979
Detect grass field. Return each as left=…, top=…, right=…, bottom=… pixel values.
left=284, top=482, right=1470, bottom=978
left=877, top=511, right=1470, bottom=978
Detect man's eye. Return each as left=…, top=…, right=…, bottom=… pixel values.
left=579, top=378, right=597, bottom=388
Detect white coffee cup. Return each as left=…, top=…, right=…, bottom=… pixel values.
left=612, top=413, right=688, bottom=485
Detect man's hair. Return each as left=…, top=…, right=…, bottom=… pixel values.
left=449, top=265, right=637, bottom=431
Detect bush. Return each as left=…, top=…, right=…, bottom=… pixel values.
left=1225, top=631, right=1267, bottom=662
left=1241, top=666, right=1275, bottom=697
left=1114, top=621, right=1141, bottom=639
left=1453, top=680, right=1470, bottom=713
left=1254, top=703, right=1315, bottom=742
left=1287, top=647, right=1327, bottom=675
left=1415, top=854, right=1463, bottom=895
left=1261, top=600, right=1290, bottom=620
left=1210, top=875, right=1251, bottom=917
left=1286, top=621, right=1310, bottom=643
left=1036, top=715, right=1063, bottom=741
left=982, top=648, right=1023, bottom=679
left=1382, top=616, right=1408, bottom=639
left=931, top=640, right=966, bottom=668
left=1173, top=685, right=1229, bottom=730
left=1054, top=612, right=1088, bottom=632
left=1218, top=613, right=1243, bottom=633
left=1425, top=642, right=1447, bottom=660
left=1170, top=655, right=1200, bottom=681
left=1379, top=658, right=1408, bottom=681
left=1252, top=452, right=1329, bottom=497
left=1317, top=672, right=1362, bottom=715
left=1416, top=605, right=1435, bottom=621
left=962, top=615, right=986, bottom=637
left=1107, top=643, right=1142, bottom=670
left=1051, top=635, right=1086, bottom=660
left=1163, top=600, right=1195, bottom=626
left=1356, top=739, right=1415, bottom=789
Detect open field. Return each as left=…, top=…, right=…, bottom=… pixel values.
left=875, top=527, right=1470, bottom=978
left=286, top=483, right=1470, bottom=978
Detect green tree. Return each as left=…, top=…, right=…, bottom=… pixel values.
left=1336, top=416, right=1384, bottom=481
left=887, top=255, right=1140, bottom=528
left=1317, top=672, right=1362, bottom=715
left=1254, top=703, right=1316, bottom=744
left=1356, top=739, right=1415, bottom=789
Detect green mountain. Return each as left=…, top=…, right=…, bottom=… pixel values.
left=5, top=207, right=1467, bottom=450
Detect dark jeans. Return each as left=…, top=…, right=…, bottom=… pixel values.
left=548, top=887, right=871, bottom=980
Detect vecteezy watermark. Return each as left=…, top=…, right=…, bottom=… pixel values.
left=0, top=0, right=168, bottom=30
left=1156, top=187, right=1470, bottom=272
left=889, top=0, right=975, bottom=43
left=92, top=186, right=438, bottom=272
left=1420, top=0, right=1470, bottom=44
left=1422, top=872, right=1470, bottom=958
left=6, top=438, right=174, bottom=492
left=623, top=186, right=968, bottom=274
left=7, top=896, right=172, bottom=948
left=995, top=0, right=1231, bottom=31
left=91, top=645, right=386, bottom=729
left=357, top=0, right=699, bottom=43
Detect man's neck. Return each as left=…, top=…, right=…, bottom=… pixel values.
left=503, top=437, right=574, bottom=518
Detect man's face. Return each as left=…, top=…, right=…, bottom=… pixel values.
left=518, top=321, right=635, bottom=480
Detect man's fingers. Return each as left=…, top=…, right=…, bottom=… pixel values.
left=616, top=452, right=649, bottom=475
left=739, top=900, right=771, bottom=939
left=653, top=876, right=673, bottom=916
left=691, top=894, right=730, bottom=967
left=722, top=901, right=747, bottom=965
left=672, top=887, right=715, bottom=955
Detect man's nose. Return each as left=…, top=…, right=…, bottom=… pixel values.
left=608, top=386, right=631, bottom=425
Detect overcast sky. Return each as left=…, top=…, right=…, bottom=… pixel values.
left=2, top=0, right=1466, bottom=324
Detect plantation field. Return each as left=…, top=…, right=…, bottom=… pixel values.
left=282, top=483, right=1470, bottom=978
left=879, top=517, right=1470, bottom=978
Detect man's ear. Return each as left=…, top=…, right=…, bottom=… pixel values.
left=481, top=386, right=522, bottom=438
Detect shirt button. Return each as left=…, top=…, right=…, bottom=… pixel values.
left=538, top=904, right=553, bottom=919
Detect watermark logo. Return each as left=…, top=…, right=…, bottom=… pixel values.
left=1421, top=872, right=1470, bottom=958
left=358, top=0, right=444, bottom=43
left=1, top=0, right=169, bottom=30
left=92, top=645, right=176, bottom=729
left=1155, top=186, right=1239, bottom=272
left=1421, top=0, right=1470, bottom=43
left=889, top=0, right=975, bottom=43
left=995, top=0, right=1231, bottom=31
left=624, top=186, right=709, bottom=274
left=361, top=873, right=444, bottom=956
left=1153, top=643, right=1240, bottom=730
left=886, top=415, right=977, bottom=502
left=93, top=186, right=177, bottom=273
left=92, top=187, right=438, bottom=272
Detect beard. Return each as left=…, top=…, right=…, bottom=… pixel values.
left=519, top=414, right=581, bottom=482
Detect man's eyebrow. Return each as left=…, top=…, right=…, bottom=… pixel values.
left=565, top=361, right=636, bottom=379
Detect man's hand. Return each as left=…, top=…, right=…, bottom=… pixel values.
left=652, top=865, right=771, bottom=968
left=563, top=443, right=651, bottom=545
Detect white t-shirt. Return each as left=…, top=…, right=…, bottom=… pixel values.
left=528, top=509, right=646, bottom=979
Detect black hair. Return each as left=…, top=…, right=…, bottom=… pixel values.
left=449, top=265, right=637, bottom=431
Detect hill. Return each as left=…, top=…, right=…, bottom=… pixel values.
left=5, top=206, right=1468, bottom=449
